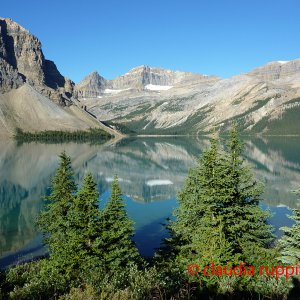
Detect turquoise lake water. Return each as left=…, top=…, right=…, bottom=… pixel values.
left=1, top=136, right=299, bottom=268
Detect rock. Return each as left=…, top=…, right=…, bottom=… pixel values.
left=0, top=17, right=74, bottom=105
left=78, top=59, right=300, bottom=135
left=109, top=65, right=213, bottom=89
left=0, top=18, right=119, bottom=138
left=74, top=71, right=106, bottom=98
left=2, top=17, right=300, bottom=136
left=249, top=60, right=300, bottom=81
left=75, top=65, right=218, bottom=99
left=0, top=58, right=24, bottom=92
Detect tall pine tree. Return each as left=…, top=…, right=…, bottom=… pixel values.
left=168, top=124, right=274, bottom=269
left=101, top=175, right=141, bottom=271
left=66, top=173, right=104, bottom=272
left=278, top=190, right=300, bottom=265
left=220, top=123, right=274, bottom=251
left=38, top=151, right=77, bottom=263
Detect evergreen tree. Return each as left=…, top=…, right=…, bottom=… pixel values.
left=66, top=173, right=104, bottom=271
left=168, top=124, right=274, bottom=270
left=101, top=175, right=140, bottom=271
left=278, top=190, right=300, bottom=265
left=169, top=138, right=230, bottom=260
left=37, top=151, right=77, bottom=261
left=220, top=123, right=274, bottom=250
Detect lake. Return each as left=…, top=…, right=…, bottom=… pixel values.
left=1, top=136, right=300, bottom=268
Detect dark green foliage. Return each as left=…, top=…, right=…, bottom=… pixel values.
left=101, top=176, right=141, bottom=270
left=250, top=101, right=300, bottom=135
left=2, top=154, right=145, bottom=299
left=102, top=120, right=136, bottom=135
left=63, top=173, right=105, bottom=273
left=173, top=127, right=272, bottom=249
left=239, top=245, right=290, bottom=298
left=221, top=124, right=274, bottom=249
left=3, top=260, right=72, bottom=300
left=37, top=155, right=141, bottom=278
left=164, top=123, right=275, bottom=294
left=2, top=133, right=300, bottom=299
left=14, top=127, right=111, bottom=143
left=278, top=190, right=300, bottom=265
left=38, top=155, right=141, bottom=275
left=37, top=151, right=77, bottom=263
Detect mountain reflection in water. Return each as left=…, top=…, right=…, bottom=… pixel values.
left=0, top=136, right=300, bottom=267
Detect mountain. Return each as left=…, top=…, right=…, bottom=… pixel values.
left=74, top=65, right=215, bottom=98
left=2, top=17, right=299, bottom=137
left=0, top=18, right=73, bottom=104
left=0, top=18, right=118, bottom=137
left=248, top=60, right=300, bottom=81
left=74, top=71, right=106, bottom=98
left=77, top=60, right=300, bottom=135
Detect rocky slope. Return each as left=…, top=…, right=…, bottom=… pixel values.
left=0, top=84, right=110, bottom=136
left=77, top=59, right=300, bottom=135
left=0, top=18, right=118, bottom=137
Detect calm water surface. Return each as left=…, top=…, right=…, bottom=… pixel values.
left=1, top=136, right=300, bottom=268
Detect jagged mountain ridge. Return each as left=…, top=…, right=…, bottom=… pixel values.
left=77, top=59, right=300, bottom=135
left=74, top=65, right=216, bottom=99
left=0, top=18, right=119, bottom=137
left=1, top=17, right=299, bottom=136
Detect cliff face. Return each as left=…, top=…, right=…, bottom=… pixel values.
left=109, top=65, right=211, bottom=89
left=248, top=60, right=300, bottom=81
left=0, top=18, right=120, bottom=138
left=0, top=58, right=24, bottom=92
left=0, top=18, right=73, bottom=105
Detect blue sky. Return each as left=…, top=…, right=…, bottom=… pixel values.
left=2, top=0, right=300, bottom=83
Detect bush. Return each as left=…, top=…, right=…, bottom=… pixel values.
left=4, top=260, right=73, bottom=300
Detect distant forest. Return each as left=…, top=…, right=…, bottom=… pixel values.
left=14, top=128, right=112, bottom=143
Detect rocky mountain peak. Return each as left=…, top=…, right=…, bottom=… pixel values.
left=80, top=71, right=105, bottom=83
left=0, top=17, right=74, bottom=105
left=127, top=65, right=147, bottom=72
left=74, top=71, right=106, bottom=98
left=74, top=65, right=219, bottom=99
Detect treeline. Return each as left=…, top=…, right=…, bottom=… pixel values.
left=14, top=128, right=112, bottom=143
left=101, top=121, right=136, bottom=135
left=1, top=125, right=300, bottom=299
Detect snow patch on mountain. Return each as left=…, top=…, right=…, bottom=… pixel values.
left=145, top=84, right=173, bottom=91
left=103, top=88, right=129, bottom=94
